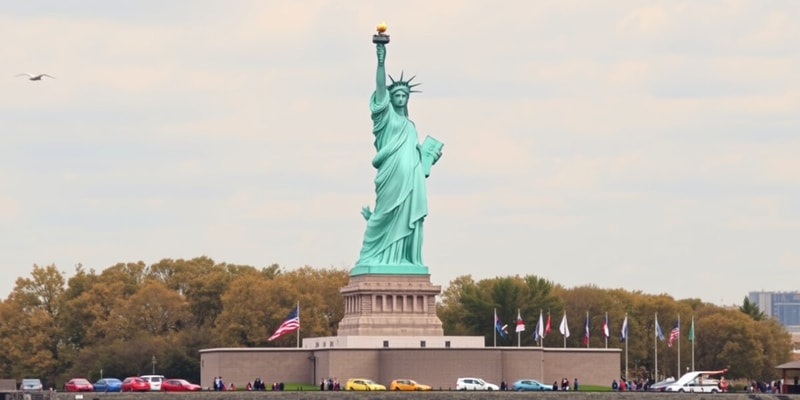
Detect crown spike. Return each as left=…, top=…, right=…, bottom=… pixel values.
left=386, top=71, right=422, bottom=95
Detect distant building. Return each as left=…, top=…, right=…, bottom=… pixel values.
left=749, top=291, right=800, bottom=332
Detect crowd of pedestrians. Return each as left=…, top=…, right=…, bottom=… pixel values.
left=211, top=376, right=286, bottom=391
left=319, top=377, right=340, bottom=391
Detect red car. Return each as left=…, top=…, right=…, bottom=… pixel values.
left=64, top=378, right=93, bottom=392
left=161, top=379, right=202, bottom=392
left=121, top=377, right=151, bottom=392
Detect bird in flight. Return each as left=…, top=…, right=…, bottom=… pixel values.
left=16, top=73, right=55, bottom=81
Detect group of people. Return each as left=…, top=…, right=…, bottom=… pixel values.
left=552, top=377, right=579, bottom=391
left=211, top=376, right=231, bottom=391
left=246, top=377, right=284, bottom=391
left=747, top=379, right=784, bottom=393
left=320, top=377, right=340, bottom=391
left=211, top=376, right=285, bottom=391
left=611, top=376, right=649, bottom=391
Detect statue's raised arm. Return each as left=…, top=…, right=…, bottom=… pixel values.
left=375, top=44, right=387, bottom=104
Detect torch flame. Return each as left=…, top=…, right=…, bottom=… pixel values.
left=376, top=21, right=387, bottom=33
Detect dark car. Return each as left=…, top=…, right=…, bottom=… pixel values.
left=93, top=378, right=123, bottom=392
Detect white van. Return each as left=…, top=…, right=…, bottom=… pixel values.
left=664, top=369, right=727, bottom=393
left=140, top=375, right=165, bottom=391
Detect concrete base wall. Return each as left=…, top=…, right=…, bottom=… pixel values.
left=200, top=347, right=621, bottom=390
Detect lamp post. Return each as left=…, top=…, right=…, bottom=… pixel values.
left=152, top=355, right=157, bottom=374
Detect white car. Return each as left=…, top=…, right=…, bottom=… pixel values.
left=456, top=377, right=499, bottom=391
left=664, top=370, right=726, bottom=393
left=20, top=378, right=43, bottom=391
left=139, top=375, right=165, bottom=391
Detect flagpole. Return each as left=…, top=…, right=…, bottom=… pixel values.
left=691, top=315, right=694, bottom=371
left=493, top=308, right=497, bottom=348
left=624, top=313, right=628, bottom=381
left=516, top=308, right=521, bottom=348
left=296, top=301, right=300, bottom=348
left=625, top=328, right=628, bottom=381
left=605, top=312, right=608, bottom=349
left=677, top=314, right=681, bottom=376
left=654, top=312, right=659, bottom=382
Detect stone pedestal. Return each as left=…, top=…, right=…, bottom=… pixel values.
left=337, top=274, right=444, bottom=336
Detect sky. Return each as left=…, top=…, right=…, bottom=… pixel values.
left=2, top=1, right=798, bottom=306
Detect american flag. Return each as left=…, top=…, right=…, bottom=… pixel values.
left=268, top=305, right=300, bottom=341
left=667, top=319, right=680, bottom=347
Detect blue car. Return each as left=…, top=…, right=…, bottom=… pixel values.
left=512, top=379, right=552, bottom=391
left=93, top=378, right=123, bottom=392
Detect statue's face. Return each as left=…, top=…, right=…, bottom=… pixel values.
left=390, top=91, right=408, bottom=108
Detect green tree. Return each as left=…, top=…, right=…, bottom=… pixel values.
left=739, top=296, right=766, bottom=321
left=437, top=275, right=561, bottom=346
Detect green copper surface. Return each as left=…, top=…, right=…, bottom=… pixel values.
left=352, top=39, right=443, bottom=276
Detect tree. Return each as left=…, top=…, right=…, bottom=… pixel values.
left=739, top=296, right=766, bottom=321
left=213, top=271, right=277, bottom=347
left=5, top=265, right=67, bottom=383
left=120, top=280, right=189, bottom=336
left=437, top=275, right=562, bottom=346
left=279, top=266, right=348, bottom=337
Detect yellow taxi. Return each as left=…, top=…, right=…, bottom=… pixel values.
left=389, top=379, right=432, bottom=391
left=345, top=378, right=386, bottom=391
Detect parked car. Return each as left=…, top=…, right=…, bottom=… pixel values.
left=121, top=377, right=151, bottom=392
left=20, top=378, right=43, bottom=391
left=389, top=379, right=431, bottom=391
left=140, top=375, right=165, bottom=391
left=161, top=379, right=202, bottom=392
left=512, top=378, right=552, bottom=391
left=93, top=378, right=123, bottom=392
left=456, top=377, right=499, bottom=391
left=345, top=378, right=386, bottom=391
left=64, top=378, right=94, bottom=392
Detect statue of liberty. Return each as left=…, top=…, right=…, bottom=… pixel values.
left=351, top=25, right=443, bottom=276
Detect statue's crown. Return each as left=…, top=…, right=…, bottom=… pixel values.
left=387, top=71, right=421, bottom=94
